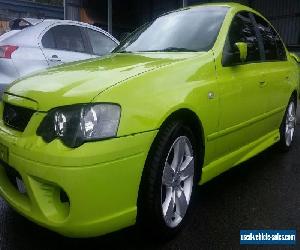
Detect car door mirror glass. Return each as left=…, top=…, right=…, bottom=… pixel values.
left=222, top=42, right=248, bottom=66
left=222, top=44, right=240, bottom=66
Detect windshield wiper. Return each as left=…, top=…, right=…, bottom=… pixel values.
left=113, top=47, right=197, bottom=53
left=160, top=47, right=197, bottom=52
left=113, top=50, right=132, bottom=53
left=137, top=47, right=198, bottom=52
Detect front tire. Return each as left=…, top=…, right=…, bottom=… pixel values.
left=137, top=120, right=200, bottom=239
left=279, top=98, right=297, bottom=151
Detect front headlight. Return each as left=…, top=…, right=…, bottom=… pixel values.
left=37, top=103, right=121, bottom=148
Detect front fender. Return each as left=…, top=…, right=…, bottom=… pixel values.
left=93, top=52, right=219, bottom=144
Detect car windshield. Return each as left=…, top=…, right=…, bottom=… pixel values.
left=113, top=6, right=228, bottom=53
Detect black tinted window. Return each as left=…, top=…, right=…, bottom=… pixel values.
left=10, top=19, right=32, bottom=30
left=44, top=25, right=86, bottom=53
left=254, top=15, right=286, bottom=61
left=114, top=6, right=228, bottom=53
left=225, top=12, right=261, bottom=63
left=86, top=29, right=117, bottom=55
left=42, top=29, right=55, bottom=49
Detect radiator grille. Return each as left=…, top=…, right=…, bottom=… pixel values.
left=3, top=103, right=35, bottom=132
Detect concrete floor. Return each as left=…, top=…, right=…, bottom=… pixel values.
left=0, top=107, right=299, bottom=250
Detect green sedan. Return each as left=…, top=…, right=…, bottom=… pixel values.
left=0, top=3, right=298, bottom=239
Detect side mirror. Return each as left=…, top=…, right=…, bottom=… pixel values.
left=222, top=42, right=248, bottom=66
left=235, top=42, right=248, bottom=63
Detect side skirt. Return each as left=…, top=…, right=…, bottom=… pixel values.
left=199, top=129, right=280, bottom=185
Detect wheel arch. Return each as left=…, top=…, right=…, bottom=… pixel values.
left=149, top=108, right=205, bottom=181
left=159, top=108, right=205, bottom=154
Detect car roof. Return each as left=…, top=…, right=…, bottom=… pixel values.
left=174, top=2, right=258, bottom=15
left=40, top=19, right=119, bottom=43
left=157, top=2, right=259, bottom=21
left=188, top=2, right=249, bottom=9
left=0, top=18, right=119, bottom=46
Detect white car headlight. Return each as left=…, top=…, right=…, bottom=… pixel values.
left=37, top=103, right=121, bottom=148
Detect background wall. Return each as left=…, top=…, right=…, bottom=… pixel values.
left=0, top=0, right=63, bottom=34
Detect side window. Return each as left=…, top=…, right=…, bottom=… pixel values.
left=43, top=25, right=86, bottom=53
left=225, top=12, right=261, bottom=63
left=86, top=28, right=117, bottom=56
left=41, top=29, right=55, bottom=49
left=254, top=15, right=286, bottom=61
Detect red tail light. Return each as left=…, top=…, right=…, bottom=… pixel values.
left=0, top=45, right=18, bottom=59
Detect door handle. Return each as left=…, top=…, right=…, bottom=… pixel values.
left=49, top=55, right=62, bottom=62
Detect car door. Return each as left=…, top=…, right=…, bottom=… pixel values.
left=253, top=14, right=293, bottom=132
left=214, top=11, right=268, bottom=158
left=41, top=24, right=92, bottom=67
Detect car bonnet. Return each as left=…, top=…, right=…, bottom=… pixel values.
left=4, top=52, right=200, bottom=111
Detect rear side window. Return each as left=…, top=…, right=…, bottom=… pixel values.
left=42, top=29, right=55, bottom=49
left=42, top=25, right=86, bottom=53
left=254, top=15, right=286, bottom=61
left=86, top=28, right=117, bottom=55
left=225, top=12, right=261, bottom=63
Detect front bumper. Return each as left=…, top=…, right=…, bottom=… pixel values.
left=0, top=111, right=157, bottom=237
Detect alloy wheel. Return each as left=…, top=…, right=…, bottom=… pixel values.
left=161, top=136, right=194, bottom=228
left=285, top=102, right=297, bottom=147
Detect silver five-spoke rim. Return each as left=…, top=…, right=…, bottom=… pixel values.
left=285, top=102, right=296, bottom=147
left=161, top=136, right=194, bottom=228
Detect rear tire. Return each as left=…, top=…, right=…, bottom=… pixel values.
left=279, top=98, right=297, bottom=151
left=137, top=119, right=201, bottom=239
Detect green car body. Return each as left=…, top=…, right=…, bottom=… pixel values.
left=0, top=3, right=299, bottom=237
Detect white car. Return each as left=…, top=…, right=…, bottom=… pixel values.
left=0, top=18, right=119, bottom=93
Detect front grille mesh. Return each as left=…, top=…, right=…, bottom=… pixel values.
left=3, top=103, right=35, bottom=132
